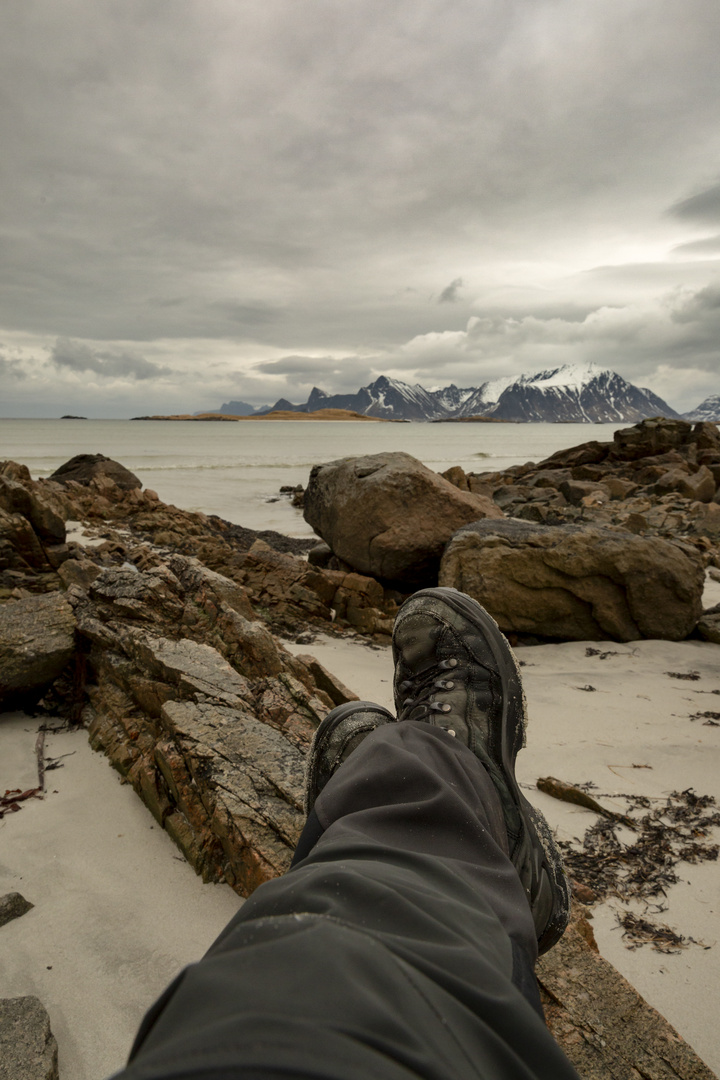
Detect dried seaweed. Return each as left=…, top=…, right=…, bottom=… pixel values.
left=689, top=711, right=720, bottom=726
left=665, top=670, right=701, bottom=681
left=618, top=911, right=704, bottom=954
left=559, top=787, right=720, bottom=951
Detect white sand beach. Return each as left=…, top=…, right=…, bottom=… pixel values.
left=2, top=579, right=720, bottom=1078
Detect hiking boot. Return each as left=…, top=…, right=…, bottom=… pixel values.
left=392, top=586, right=570, bottom=954
left=305, top=701, right=396, bottom=814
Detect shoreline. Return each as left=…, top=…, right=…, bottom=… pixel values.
left=2, top=418, right=720, bottom=1076
left=129, top=408, right=391, bottom=422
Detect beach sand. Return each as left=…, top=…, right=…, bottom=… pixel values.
left=2, top=577, right=719, bottom=1077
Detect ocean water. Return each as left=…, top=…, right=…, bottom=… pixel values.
left=0, top=418, right=623, bottom=537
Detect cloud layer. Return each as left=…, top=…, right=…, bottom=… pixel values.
left=2, top=0, right=720, bottom=416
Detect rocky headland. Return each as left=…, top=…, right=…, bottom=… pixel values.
left=2, top=421, right=720, bottom=1078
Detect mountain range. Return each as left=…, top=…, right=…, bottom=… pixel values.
left=218, top=363, right=686, bottom=423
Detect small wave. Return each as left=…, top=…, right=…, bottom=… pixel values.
left=136, top=461, right=318, bottom=472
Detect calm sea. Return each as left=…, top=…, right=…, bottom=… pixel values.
left=0, top=419, right=622, bottom=537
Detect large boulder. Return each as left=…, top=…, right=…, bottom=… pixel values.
left=304, top=452, right=503, bottom=585
left=50, top=453, right=142, bottom=491
left=439, top=519, right=704, bottom=641
left=0, top=594, right=76, bottom=703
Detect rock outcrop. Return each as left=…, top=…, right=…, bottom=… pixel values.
left=440, top=519, right=704, bottom=641
left=0, top=594, right=76, bottom=704
left=303, top=451, right=503, bottom=585
left=70, top=557, right=355, bottom=892
left=537, top=906, right=715, bottom=1080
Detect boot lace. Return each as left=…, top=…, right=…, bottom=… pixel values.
left=397, top=657, right=460, bottom=722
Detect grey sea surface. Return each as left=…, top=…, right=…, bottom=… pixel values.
left=0, top=418, right=623, bottom=536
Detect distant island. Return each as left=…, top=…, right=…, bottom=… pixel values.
left=60, top=414, right=87, bottom=419
left=130, top=408, right=390, bottom=422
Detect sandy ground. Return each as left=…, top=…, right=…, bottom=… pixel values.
left=0, top=719, right=241, bottom=1080
left=2, top=577, right=719, bottom=1077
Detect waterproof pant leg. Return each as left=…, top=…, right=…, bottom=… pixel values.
left=115, top=721, right=580, bottom=1080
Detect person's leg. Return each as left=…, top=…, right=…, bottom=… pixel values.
left=115, top=588, right=578, bottom=1080
left=117, top=721, right=577, bottom=1080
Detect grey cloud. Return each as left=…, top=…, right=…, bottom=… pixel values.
left=669, top=181, right=720, bottom=223
left=671, top=283, right=720, bottom=322
left=50, top=338, right=173, bottom=380
left=671, top=234, right=720, bottom=258
left=0, top=354, right=27, bottom=380
left=2, top=1, right=720, bottom=412
left=439, top=278, right=464, bottom=303
left=211, top=301, right=284, bottom=328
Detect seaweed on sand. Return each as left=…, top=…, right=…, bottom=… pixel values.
left=558, top=788, right=720, bottom=952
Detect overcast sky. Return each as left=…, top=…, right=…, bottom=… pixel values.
left=2, top=0, right=720, bottom=417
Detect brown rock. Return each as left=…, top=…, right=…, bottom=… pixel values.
left=57, top=557, right=102, bottom=591
left=466, top=475, right=494, bottom=498
left=0, top=478, right=66, bottom=543
left=50, top=453, right=142, bottom=491
left=0, top=593, right=76, bottom=701
left=622, top=512, right=649, bottom=535
left=686, top=502, right=720, bottom=539
left=304, top=451, right=503, bottom=585
left=441, top=465, right=470, bottom=491
left=603, top=476, right=638, bottom=500
left=559, top=479, right=608, bottom=507
left=0, top=510, right=48, bottom=571
left=528, top=469, right=571, bottom=489
left=653, top=465, right=716, bottom=502
left=294, top=655, right=359, bottom=706
left=0, top=461, right=32, bottom=484
left=609, top=418, right=693, bottom=461
left=439, top=519, right=704, bottom=641
left=697, top=606, right=720, bottom=644
left=541, top=440, right=611, bottom=469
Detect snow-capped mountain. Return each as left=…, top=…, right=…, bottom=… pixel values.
left=250, top=364, right=679, bottom=422
left=682, top=395, right=720, bottom=422
left=486, top=364, right=678, bottom=423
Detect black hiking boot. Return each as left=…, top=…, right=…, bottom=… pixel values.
left=392, top=586, right=570, bottom=954
left=305, top=701, right=396, bottom=814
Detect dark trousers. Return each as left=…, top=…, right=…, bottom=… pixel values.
left=116, top=722, right=580, bottom=1080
